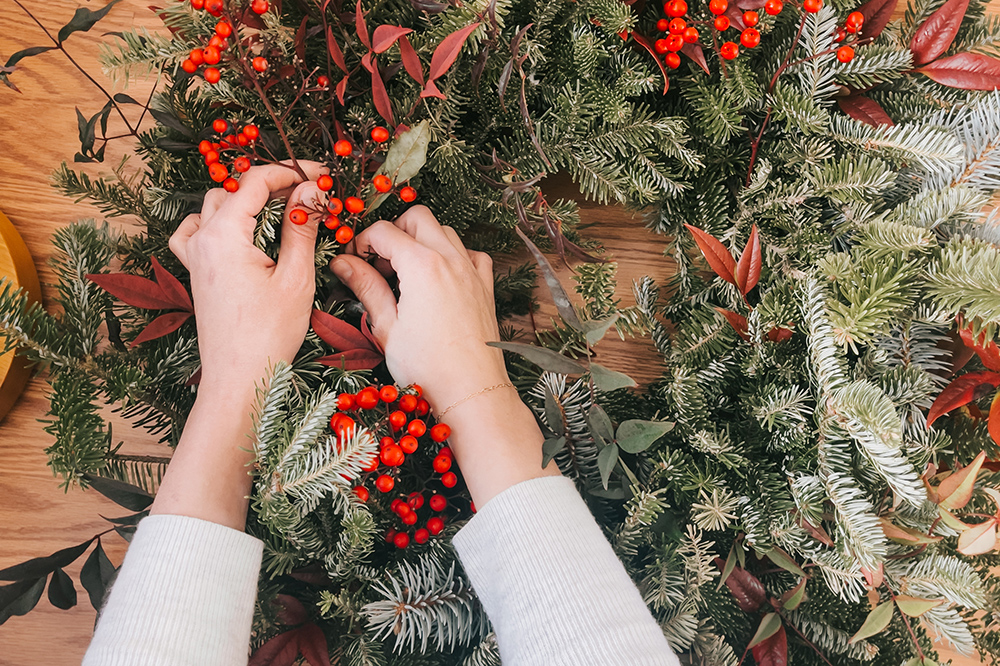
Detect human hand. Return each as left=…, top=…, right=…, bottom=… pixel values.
left=168, top=161, right=329, bottom=394
left=330, top=206, right=508, bottom=412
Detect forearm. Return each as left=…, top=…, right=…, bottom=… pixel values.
left=149, top=378, right=260, bottom=530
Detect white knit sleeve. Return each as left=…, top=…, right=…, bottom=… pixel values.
left=451, top=475, right=679, bottom=666
left=82, top=514, right=263, bottom=666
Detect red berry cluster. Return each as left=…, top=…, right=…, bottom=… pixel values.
left=197, top=119, right=260, bottom=191
left=182, top=0, right=271, bottom=84
left=832, top=11, right=864, bottom=63
left=329, top=383, right=466, bottom=550
left=285, top=126, right=418, bottom=245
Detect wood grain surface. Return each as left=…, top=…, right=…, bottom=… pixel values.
left=0, top=2, right=990, bottom=665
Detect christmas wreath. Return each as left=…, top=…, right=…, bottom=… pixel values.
left=3, top=0, right=1000, bottom=663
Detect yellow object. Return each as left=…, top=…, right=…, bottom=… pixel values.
left=0, top=210, right=42, bottom=423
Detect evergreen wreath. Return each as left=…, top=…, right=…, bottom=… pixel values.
left=2, top=0, right=1000, bottom=663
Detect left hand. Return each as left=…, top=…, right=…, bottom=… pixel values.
left=168, top=161, right=328, bottom=394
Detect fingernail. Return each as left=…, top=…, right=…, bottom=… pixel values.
left=331, top=256, right=352, bottom=279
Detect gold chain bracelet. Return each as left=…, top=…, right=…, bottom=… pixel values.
left=438, top=382, right=515, bottom=418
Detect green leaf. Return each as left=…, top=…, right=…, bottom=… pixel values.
left=486, top=341, right=587, bottom=375
left=587, top=404, right=615, bottom=443
left=80, top=541, right=116, bottom=611
left=589, top=486, right=628, bottom=499
left=903, top=658, right=939, bottom=666
left=748, top=613, right=782, bottom=648
left=378, top=120, right=430, bottom=184
left=544, top=387, right=564, bottom=437
left=542, top=436, right=566, bottom=467
left=113, top=93, right=140, bottom=104
left=716, top=542, right=739, bottom=591
left=0, top=539, right=93, bottom=581
left=76, top=107, right=98, bottom=155
left=590, top=362, right=637, bottom=392
left=47, top=568, right=77, bottom=610
left=894, top=595, right=943, bottom=617
left=0, top=577, right=46, bottom=625
left=598, top=442, right=619, bottom=489
left=513, top=226, right=584, bottom=333
left=57, top=0, right=122, bottom=44
left=781, top=578, right=807, bottom=610
left=583, top=314, right=619, bottom=345
left=101, top=511, right=148, bottom=526
left=82, top=474, right=153, bottom=511
left=765, top=547, right=806, bottom=577
left=4, top=46, right=55, bottom=68
left=849, top=602, right=893, bottom=644
left=615, top=419, right=674, bottom=453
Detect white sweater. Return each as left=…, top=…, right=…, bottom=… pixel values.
left=82, top=476, right=679, bottom=665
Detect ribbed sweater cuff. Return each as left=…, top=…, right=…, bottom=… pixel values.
left=83, top=514, right=263, bottom=666
left=452, top=476, right=679, bottom=666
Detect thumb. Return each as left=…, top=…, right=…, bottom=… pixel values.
left=276, top=181, right=323, bottom=282
left=331, top=254, right=398, bottom=343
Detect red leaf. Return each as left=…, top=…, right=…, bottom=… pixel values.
left=311, top=309, right=373, bottom=351
left=326, top=26, right=349, bottom=73
left=751, top=625, right=788, bottom=666
left=360, top=312, right=383, bottom=352
left=420, top=79, right=445, bottom=99
left=427, top=23, right=480, bottom=82
left=714, top=558, right=766, bottom=612
left=989, top=391, right=1000, bottom=446
left=800, top=516, right=835, bottom=546
left=910, top=0, right=970, bottom=65
left=767, top=326, right=794, bottom=343
left=927, top=371, right=1000, bottom=426
left=273, top=594, right=307, bottom=625
left=716, top=308, right=750, bottom=341
left=316, top=348, right=385, bottom=370
left=86, top=272, right=178, bottom=310
left=631, top=32, right=670, bottom=94
left=336, top=75, right=348, bottom=105
left=249, top=629, right=299, bottom=666
left=296, top=624, right=331, bottom=666
left=185, top=366, right=202, bottom=386
left=295, top=16, right=308, bottom=65
left=129, top=311, right=192, bottom=348
left=398, top=35, right=424, bottom=85
left=684, top=224, right=737, bottom=285
left=355, top=0, right=370, bottom=50
left=838, top=95, right=894, bottom=126
left=366, top=55, right=395, bottom=125
left=680, top=42, right=710, bottom=75
left=149, top=256, right=192, bottom=311
left=736, top=0, right=768, bottom=8
left=736, top=225, right=761, bottom=295
left=372, top=25, right=413, bottom=53
left=959, top=325, right=1000, bottom=372
left=724, top=4, right=748, bottom=31
left=857, top=0, right=899, bottom=40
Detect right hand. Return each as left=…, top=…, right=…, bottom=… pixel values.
left=330, top=206, right=509, bottom=413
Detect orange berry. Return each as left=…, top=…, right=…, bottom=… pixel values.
left=393, top=531, right=409, bottom=548
left=242, top=124, right=259, bottom=140
left=373, top=174, right=392, bottom=193
left=803, top=0, right=822, bottom=11
left=234, top=156, right=251, bottom=173
left=327, top=198, right=344, bottom=215
left=430, top=424, right=451, bottom=442
left=323, top=215, right=340, bottom=230
left=836, top=45, right=855, bottom=62
left=380, top=385, right=399, bottom=402
left=317, top=174, right=334, bottom=191
left=407, top=419, right=427, bottom=437
left=380, top=444, right=405, bottom=467
left=741, top=28, right=760, bottom=48
left=399, top=434, right=418, bottom=454
left=764, top=0, right=782, bottom=14
left=399, top=186, right=417, bottom=202
left=345, top=196, right=364, bottom=214
left=714, top=16, right=730, bottom=30
left=212, top=118, right=228, bottom=133
left=335, top=226, right=354, bottom=244
left=371, top=126, right=390, bottom=143
left=223, top=177, right=239, bottom=192
left=668, top=18, right=686, bottom=34
left=682, top=27, right=699, bottom=43
left=433, top=455, right=452, bottom=473
left=389, top=410, right=407, bottom=430
left=203, top=46, right=221, bottom=65
left=414, top=528, right=429, bottom=544
left=252, top=57, right=268, bottom=72
left=356, top=386, right=379, bottom=409
left=181, top=59, right=198, bottom=73
left=317, top=74, right=330, bottom=87
left=208, top=162, right=228, bottom=182
left=334, top=139, right=353, bottom=156
left=204, top=67, right=221, bottom=83
left=375, top=474, right=394, bottom=493
left=709, top=0, right=728, bottom=14
left=251, top=0, right=269, bottom=13
left=289, top=208, right=308, bottom=225
left=665, top=52, right=681, bottom=69
left=720, top=41, right=739, bottom=59
left=204, top=150, right=220, bottom=165
left=427, top=517, right=445, bottom=535
left=415, top=399, right=430, bottom=416
left=215, top=20, right=233, bottom=38
left=441, top=471, right=458, bottom=488
left=399, top=394, right=418, bottom=412
left=354, top=485, right=369, bottom=502
left=336, top=393, right=356, bottom=411
left=743, top=11, right=759, bottom=27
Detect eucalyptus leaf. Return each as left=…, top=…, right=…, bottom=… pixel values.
left=590, top=362, right=637, bottom=392
left=583, top=314, right=619, bottom=345
left=82, top=474, right=153, bottom=511
left=542, top=436, right=566, bottom=467
left=849, top=602, right=893, bottom=644
left=587, top=404, right=614, bottom=443
left=615, top=419, right=674, bottom=453
left=544, top=387, right=564, bottom=437
left=57, top=0, right=123, bottom=44
left=765, top=547, right=806, bottom=577
left=513, top=226, right=584, bottom=333
left=487, top=341, right=586, bottom=375
left=598, top=441, right=619, bottom=489
left=4, top=46, right=55, bottom=68
left=378, top=120, right=430, bottom=183
left=47, top=568, right=77, bottom=610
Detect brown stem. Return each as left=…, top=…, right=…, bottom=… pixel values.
left=782, top=613, right=836, bottom=666
left=886, top=584, right=927, bottom=660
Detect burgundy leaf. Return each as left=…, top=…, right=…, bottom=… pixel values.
left=427, top=23, right=480, bottom=82
left=927, top=370, right=1000, bottom=426
left=355, top=0, right=370, bottom=50
left=736, top=0, right=768, bottom=8
left=295, top=16, right=308, bottom=65
left=398, top=35, right=424, bottom=84
left=360, top=312, right=383, bottom=352
left=297, top=624, right=331, bottom=666
left=248, top=629, right=299, bottom=666
left=767, top=326, right=794, bottom=343
left=838, top=95, right=894, bottom=126
left=336, top=75, right=348, bottom=105
left=369, top=58, right=395, bottom=125
left=273, top=594, right=307, bottom=625
left=631, top=32, right=670, bottom=94
left=751, top=625, right=788, bottom=666
left=311, top=308, right=373, bottom=351
left=918, top=52, right=1000, bottom=89
left=959, top=325, right=1000, bottom=372
left=714, top=557, right=766, bottom=612
left=149, top=256, right=192, bottom=311
left=989, top=391, right=1000, bottom=446
left=184, top=366, right=202, bottom=387
left=326, top=26, right=349, bottom=73
left=129, top=312, right=192, bottom=348
left=724, top=4, right=748, bottom=31
left=857, top=0, right=898, bottom=40
left=420, top=79, right=445, bottom=99
left=735, top=224, right=761, bottom=295
left=372, top=25, right=413, bottom=53
left=910, top=0, right=970, bottom=66
left=680, top=42, right=710, bottom=75
left=316, top=348, right=385, bottom=370
left=684, top=224, right=737, bottom=285
left=716, top=308, right=750, bottom=341
left=86, top=272, right=178, bottom=310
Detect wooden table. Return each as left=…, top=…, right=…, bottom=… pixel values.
left=0, top=2, right=987, bottom=665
